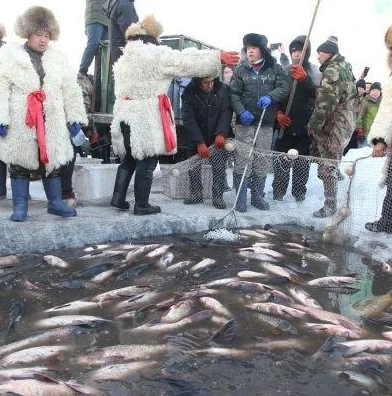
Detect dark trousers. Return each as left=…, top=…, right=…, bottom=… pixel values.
left=343, top=130, right=358, bottom=156
left=59, top=147, right=77, bottom=196
left=9, top=164, right=59, bottom=179
left=0, top=160, right=6, bottom=196
left=272, top=134, right=311, bottom=199
left=380, top=160, right=392, bottom=230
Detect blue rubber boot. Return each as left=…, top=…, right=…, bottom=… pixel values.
left=251, top=176, right=270, bottom=210
left=10, top=178, right=29, bottom=222
left=233, top=173, right=248, bottom=213
left=43, top=177, right=77, bottom=217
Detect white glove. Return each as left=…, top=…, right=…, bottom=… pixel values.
left=71, top=130, right=87, bottom=147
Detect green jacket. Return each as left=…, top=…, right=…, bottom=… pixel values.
left=356, top=95, right=382, bottom=136
left=85, top=0, right=109, bottom=26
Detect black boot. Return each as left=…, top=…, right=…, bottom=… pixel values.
left=183, top=165, right=203, bottom=205
left=42, top=177, right=77, bottom=217
left=10, top=178, right=29, bottom=221
left=233, top=173, right=248, bottom=212
left=0, top=160, right=7, bottom=198
left=111, top=166, right=133, bottom=210
left=134, top=174, right=160, bottom=215
left=251, top=176, right=270, bottom=210
left=313, top=177, right=337, bottom=218
left=212, top=167, right=226, bottom=209
left=365, top=220, right=392, bottom=233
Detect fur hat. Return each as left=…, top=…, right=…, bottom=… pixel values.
left=317, top=36, right=339, bottom=54
left=370, top=81, right=382, bottom=91
left=0, top=23, right=5, bottom=41
left=14, top=6, right=60, bottom=41
left=125, top=15, right=163, bottom=41
left=356, top=79, right=366, bottom=89
left=243, top=33, right=270, bottom=55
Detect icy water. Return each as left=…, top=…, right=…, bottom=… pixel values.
left=0, top=225, right=391, bottom=395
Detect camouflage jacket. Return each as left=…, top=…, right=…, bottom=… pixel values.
left=308, top=54, right=356, bottom=136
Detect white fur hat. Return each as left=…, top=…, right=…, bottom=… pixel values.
left=125, top=15, right=163, bottom=41
left=14, top=6, right=60, bottom=40
left=0, top=23, right=5, bottom=41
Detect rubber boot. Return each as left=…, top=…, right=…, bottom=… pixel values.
left=251, top=176, right=270, bottom=210
left=134, top=175, right=161, bottom=215
left=10, top=178, right=29, bottom=222
left=313, top=177, right=337, bottom=218
left=183, top=166, right=203, bottom=205
left=111, top=166, right=133, bottom=210
left=43, top=177, right=77, bottom=217
left=233, top=173, right=248, bottom=212
left=0, top=160, right=7, bottom=198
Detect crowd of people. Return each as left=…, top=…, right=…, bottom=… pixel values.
left=0, top=1, right=391, bottom=236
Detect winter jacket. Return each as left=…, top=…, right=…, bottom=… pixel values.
left=230, top=54, right=289, bottom=127
left=356, top=95, right=382, bottom=137
left=181, top=78, right=232, bottom=150
left=367, top=75, right=392, bottom=186
left=110, top=41, right=221, bottom=160
left=308, top=54, right=356, bottom=158
left=85, top=0, right=109, bottom=26
left=107, top=0, right=138, bottom=64
left=279, top=36, right=321, bottom=137
left=0, top=43, right=87, bottom=173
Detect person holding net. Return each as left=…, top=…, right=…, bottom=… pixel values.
left=364, top=25, right=392, bottom=234
left=229, top=33, right=289, bottom=213
left=181, top=76, right=232, bottom=209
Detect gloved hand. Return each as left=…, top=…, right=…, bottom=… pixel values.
left=257, top=95, right=272, bottom=109
left=239, top=110, right=254, bottom=126
left=276, top=111, right=292, bottom=128
left=89, top=131, right=99, bottom=144
left=197, top=143, right=209, bottom=158
left=71, top=130, right=87, bottom=147
left=220, top=51, right=240, bottom=65
left=69, top=122, right=82, bottom=137
left=0, top=125, right=8, bottom=137
left=356, top=128, right=364, bottom=143
left=214, top=134, right=225, bottom=148
left=291, top=65, right=307, bottom=81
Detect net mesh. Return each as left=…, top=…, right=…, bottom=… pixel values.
left=159, top=139, right=379, bottom=242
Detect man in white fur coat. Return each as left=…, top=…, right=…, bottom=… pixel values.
left=0, top=6, right=88, bottom=221
left=110, top=14, right=223, bottom=215
left=365, top=25, right=392, bottom=234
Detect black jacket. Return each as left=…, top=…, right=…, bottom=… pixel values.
left=108, top=0, right=138, bottom=64
left=181, top=78, right=232, bottom=151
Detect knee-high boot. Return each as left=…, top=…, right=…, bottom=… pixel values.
left=134, top=175, right=161, bottom=215
left=111, top=166, right=133, bottom=210
left=10, top=178, right=30, bottom=222
left=43, top=177, right=77, bottom=217
left=0, top=160, right=7, bottom=198
left=233, top=173, right=248, bottom=212
left=183, top=166, right=203, bottom=205
left=251, top=176, right=270, bottom=210
left=313, top=177, right=337, bottom=218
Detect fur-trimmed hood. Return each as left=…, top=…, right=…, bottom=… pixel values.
left=385, top=25, right=392, bottom=71
left=14, top=6, right=60, bottom=40
left=125, top=14, right=163, bottom=41
left=0, top=23, right=5, bottom=41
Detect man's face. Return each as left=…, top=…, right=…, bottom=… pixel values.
left=369, top=88, right=381, bottom=100
left=357, top=87, right=366, bottom=95
left=200, top=77, right=214, bottom=93
left=291, top=49, right=302, bottom=64
left=27, top=29, right=50, bottom=52
left=246, top=46, right=263, bottom=64
left=317, top=51, right=332, bottom=65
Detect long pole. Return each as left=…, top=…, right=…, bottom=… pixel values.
left=279, top=0, right=322, bottom=138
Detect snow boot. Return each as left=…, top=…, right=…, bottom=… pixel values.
left=10, top=178, right=29, bottom=222
left=111, top=167, right=133, bottom=210
left=134, top=174, right=160, bottom=215
left=251, top=176, right=270, bottom=210
left=233, top=173, right=248, bottom=212
left=43, top=177, right=77, bottom=217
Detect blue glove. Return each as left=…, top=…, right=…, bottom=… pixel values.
left=71, top=130, right=87, bottom=147
left=69, top=122, right=82, bottom=137
left=0, top=125, right=8, bottom=137
left=257, top=95, right=272, bottom=109
left=239, top=110, right=255, bottom=126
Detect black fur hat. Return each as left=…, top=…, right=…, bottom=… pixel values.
left=243, top=33, right=270, bottom=55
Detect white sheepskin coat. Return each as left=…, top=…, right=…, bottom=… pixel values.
left=0, top=43, right=87, bottom=173
left=367, top=74, right=392, bottom=186
left=111, top=41, right=221, bottom=159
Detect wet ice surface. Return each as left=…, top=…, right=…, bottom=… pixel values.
left=0, top=225, right=391, bottom=395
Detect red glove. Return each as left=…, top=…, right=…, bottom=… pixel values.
left=356, top=128, right=364, bottom=143
left=276, top=111, right=292, bottom=128
left=197, top=143, right=209, bottom=158
left=214, top=134, right=225, bottom=148
left=220, top=51, right=240, bottom=65
left=291, top=65, right=307, bottom=82
left=89, top=131, right=99, bottom=144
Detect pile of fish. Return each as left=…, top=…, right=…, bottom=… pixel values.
left=0, top=226, right=391, bottom=395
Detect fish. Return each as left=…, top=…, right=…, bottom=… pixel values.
left=0, top=255, right=20, bottom=268
left=336, top=339, right=392, bottom=356
left=145, top=244, right=173, bottom=259
left=34, top=315, right=111, bottom=329
left=259, top=262, right=305, bottom=284
left=189, top=347, right=252, bottom=359
left=165, top=260, right=192, bottom=273
left=5, top=299, right=24, bottom=334
left=307, top=276, right=359, bottom=288
left=43, top=297, right=107, bottom=315
left=161, top=300, right=197, bottom=323
left=199, top=297, right=232, bottom=319
left=303, top=322, right=365, bottom=339
left=92, top=285, right=151, bottom=302
left=210, top=319, right=239, bottom=344
left=287, top=286, right=323, bottom=309
left=382, top=330, right=392, bottom=341
left=237, top=270, right=269, bottom=279
left=236, top=247, right=285, bottom=261
left=227, top=280, right=273, bottom=294
left=122, top=244, right=162, bottom=262
left=0, top=345, right=73, bottom=367
left=42, top=255, right=69, bottom=269
left=353, top=291, right=392, bottom=318
left=253, top=338, right=312, bottom=353
left=157, top=252, right=175, bottom=269
left=333, top=370, right=383, bottom=393
left=246, top=302, right=307, bottom=320
left=248, top=312, right=298, bottom=335
left=190, top=258, right=217, bottom=273
left=202, top=277, right=239, bottom=288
